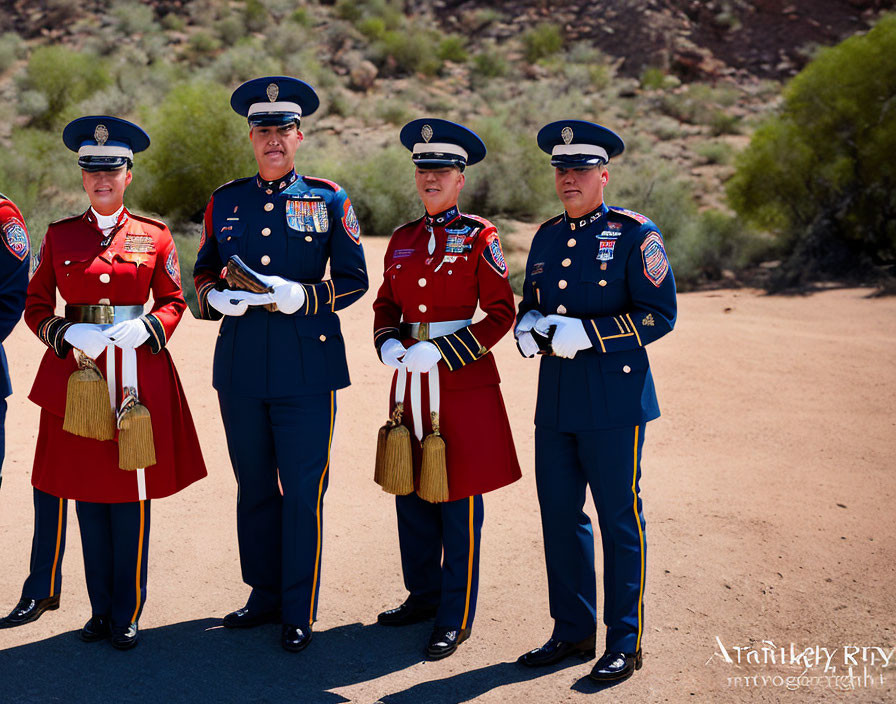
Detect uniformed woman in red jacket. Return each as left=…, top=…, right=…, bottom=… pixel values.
left=372, top=118, right=521, bottom=659
left=0, top=116, right=206, bottom=649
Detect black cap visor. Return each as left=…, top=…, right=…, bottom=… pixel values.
left=413, top=152, right=467, bottom=171
left=78, top=156, right=131, bottom=172
left=249, top=112, right=301, bottom=128
left=550, top=154, right=605, bottom=169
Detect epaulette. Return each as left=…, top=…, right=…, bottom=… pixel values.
left=609, top=206, right=650, bottom=225
left=302, top=175, right=342, bottom=192
left=48, top=212, right=85, bottom=227
left=536, top=213, right=564, bottom=232
left=128, top=212, right=167, bottom=230
left=212, top=176, right=253, bottom=196
left=392, top=216, right=424, bottom=236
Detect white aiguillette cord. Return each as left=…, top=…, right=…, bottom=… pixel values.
left=116, top=346, right=147, bottom=501
left=395, top=361, right=440, bottom=443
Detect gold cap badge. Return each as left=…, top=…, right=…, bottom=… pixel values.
left=94, top=124, right=109, bottom=146
left=421, top=124, right=433, bottom=142
left=561, top=126, right=574, bottom=145
left=266, top=83, right=279, bottom=102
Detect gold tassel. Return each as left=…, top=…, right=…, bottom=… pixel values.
left=374, top=417, right=393, bottom=487
left=63, top=352, right=114, bottom=441
left=117, top=387, right=156, bottom=471
left=418, top=411, right=449, bottom=503
left=380, top=402, right=414, bottom=495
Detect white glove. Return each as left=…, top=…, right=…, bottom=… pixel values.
left=402, top=340, right=442, bottom=373
left=515, top=309, right=544, bottom=337
left=104, top=318, right=150, bottom=350
left=254, top=273, right=307, bottom=315
left=380, top=338, right=406, bottom=370
left=542, top=314, right=592, bottom=359
left=516, top=331, right=539, bottom=358
left=63, top=323, right=109, bottom=359
left=207, top=289, right=273, bottom=316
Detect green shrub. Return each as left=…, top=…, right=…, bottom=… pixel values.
left=358, top=17, right=387, bottom=40
left=290, top=8, right=311, bottom=26
left=131, top=82, right=257, bottom=219
left=374, top=29, right=443, bottom=76
left=215, top=15, right=247, bottom=45
left=727, top=13, right=896, bottom=285
left=244, top=0, right=268, bottom=32
left=20, top=46, right=111, bottom=128
left=640, top=67, right=666, bottom=90
left=111, top=1, right=157, bottom=35
left=708, top=110, right=740, bottom=136
left=376, top=101, right=411, bottom=126
left=438, top=36, right=468, bottom=63
left=335, top=0, right=362, bottom=21
left=522, top=23, right=563, bottom=63
left=206, top=42, right=280, bottom=84
left=695, top=140, right=734, bottom=165
left=472, top=49, right=508, bottom=79
left=0, top=32, right=26, bottom=73
left=161, top=13, right=186, bottom=31
left=186, top=30, right=222, bottom=59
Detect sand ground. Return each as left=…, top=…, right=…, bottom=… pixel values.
left=0, top=236, right=894, bottom=703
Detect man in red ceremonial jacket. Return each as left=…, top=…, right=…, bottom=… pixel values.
left=372, top=118, right=521, bottom=659
left=0, top=116, right=206, bottom=649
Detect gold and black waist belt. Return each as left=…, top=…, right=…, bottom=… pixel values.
left=64, top=304, right=145, bottom=325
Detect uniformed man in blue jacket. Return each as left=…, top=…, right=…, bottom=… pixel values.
left=193, top=76, right=368, bottom=653
left=515, top=121, right=676, bottom=683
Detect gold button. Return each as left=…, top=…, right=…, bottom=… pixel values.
left=561, top=258, right=571, bottom=267
left=261, top=255, right=271, bottom=265
left=98, top=298, right=110, bottom=305
left=418, top=278, right=427, bottom=287
left=599, top=279, right=607, bottom=287
left=567, top=238, right=576, bottom=247
left=570, top=223, right=576, bottom=230
left=304, top=235, right=313, bottom=242
left=266, top=189, right=273, bottom=195
left=558, top=280, right=567, bottom=289
left=99, top=273, right=111, bottom=283
left=261, top=227, right=271, bottom=236
left=557, top=305, right=567, bottom=314
left=418, top=304, right=427, bottom=313
left=319, top=334, right=327, bottom=342
left=279, top=182, right=285, bottom=189
left=264, top=202, right=274, bottom=212
left=623, top=365, right=631, bottom=373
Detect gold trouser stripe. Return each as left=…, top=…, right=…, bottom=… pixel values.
left=309, top=391, right=335, bottom=625
left=130, top=501, right=146, bottom=624
left=590, top=320, right=606, bottom=353
left=49, top=498, right=64, bottom=597
left=631, top=426, right=645, bottom=651
left=460, top=496, right=475, bottom=631
left=626, top=313, right=643, bottom=346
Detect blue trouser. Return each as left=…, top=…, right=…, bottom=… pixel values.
left=22, top=488, right=68, bottom=600
left=395, top=492, right=484, bottom=631
left=75, top=500, right=150, bottom=629
left=535, top=424, right=646, bottom=653
left=0, top=397, right=6, bottom=487
left=218, top=390, right=336, bottom=626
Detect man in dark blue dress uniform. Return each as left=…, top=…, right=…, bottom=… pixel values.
left=515, top=121, right=676, bottom=683
left=193, top=76, right=368, bottom=653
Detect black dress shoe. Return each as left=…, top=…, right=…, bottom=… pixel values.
left=589, top=649, right=642, bottom=682
left=518, top=633, right=597, bottom=667
left=281, top=623, right=312, bottom=652
left=111, top=622, right=139, bottom=651
left=377, top=599, right=439, bottom=627
left=0, top=595, right=60, bottom=628
left=222, top=606, right=281, bottom=629
left=80, top=615, right=112, bottom=642
left=425, top=627, right=470, bottom=660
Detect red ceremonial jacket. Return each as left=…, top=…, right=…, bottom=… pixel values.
left=25, top=207, right=206, bottom=502
left=372, top=205, right=521, bottom=500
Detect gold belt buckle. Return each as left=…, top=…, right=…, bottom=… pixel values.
left=417, top=322, right=429, bottom=341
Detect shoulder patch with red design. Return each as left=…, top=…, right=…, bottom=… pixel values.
left=2, top=217, right=30, bottom=261
left=640, top=231, right=669, bottom=287
left=342, top=197, right=361, bottom=243
left=165, top=247, right=181, bottom=287
left=610, top=206, right=649, bottom=225
left=482, top=232, right=508, bottom=278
